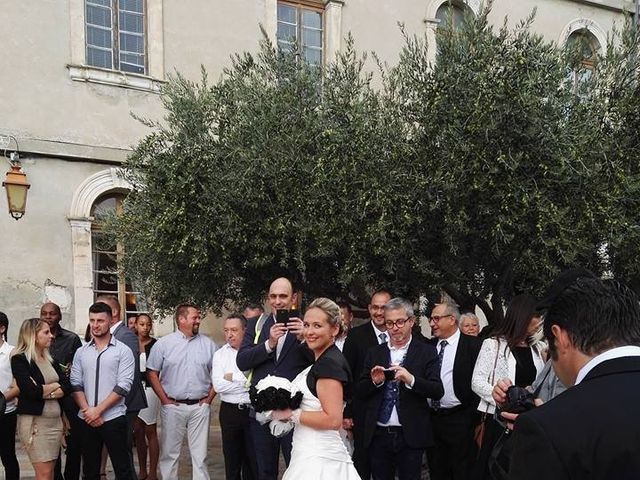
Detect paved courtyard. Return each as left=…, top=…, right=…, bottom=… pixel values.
left=12, top=400, right=286, bottom=480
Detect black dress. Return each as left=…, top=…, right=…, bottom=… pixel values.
left=306, top=344, right=352, bottom=400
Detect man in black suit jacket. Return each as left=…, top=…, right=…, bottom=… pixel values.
left=236, top=278, right=313, bottom=480
left=356, top=297, right=444, bottom=480
left=342, top=290, right=391, bottom=479
left=427, top=302, right=481, bottom=480
left=503, top=275, right=640, bottom=480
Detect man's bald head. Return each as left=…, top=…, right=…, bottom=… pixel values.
left=96, top=295, right=121, bottom=326
left=268, top=277, right=296, bottom=312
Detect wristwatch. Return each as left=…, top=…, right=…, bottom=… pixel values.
left=49, top=391, right=55, bottom=398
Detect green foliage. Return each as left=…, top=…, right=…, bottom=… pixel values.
left=116, top=5, right=640, bottom=319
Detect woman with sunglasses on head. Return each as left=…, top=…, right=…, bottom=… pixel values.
left=11, top=318, right=71, bottom=480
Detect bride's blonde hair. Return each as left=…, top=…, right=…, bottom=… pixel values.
left=307, top=298, right=345, bottom=337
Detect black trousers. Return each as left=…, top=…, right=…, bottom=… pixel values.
left=427, top=407, right=477, bottom=480
left=369, top=427, right=424, bottom=480
left=125, top=410, right=139, bottom=476
left=0, top=411, right=19, bottom=480
left=471, top=415, right=504, bottom=480
left=249, top=415, right=292, bottom=480
left=220, top=401, right=257, bottom=480
left=80, top=415, right=136, bottom=480
left=55, top=402, right=83, bottom=480
left=352, top=413, right=371, bottom=480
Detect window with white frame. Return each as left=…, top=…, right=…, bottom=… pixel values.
left=277, top=1, right=323, bottom=65
left=85, top=0, right=146, bottom=74
left=91, top=193, right=148, bottom=321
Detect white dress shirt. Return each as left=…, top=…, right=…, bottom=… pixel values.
left=0, top=341, right=17, bottom=413
left=372, top=323, right=387, bottom=344
left=575, top=345, right=640, bottom=385
left=210, top=343, right=250, bottom=404
left=435, top=328, right=462, bottom=408
left=378, top=336, right=412, bottom=427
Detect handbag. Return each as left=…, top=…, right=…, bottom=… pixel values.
left=474, top=339, right=501, bottom=449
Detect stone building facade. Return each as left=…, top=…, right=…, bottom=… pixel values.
left=0, top=0, right=635, bottom=343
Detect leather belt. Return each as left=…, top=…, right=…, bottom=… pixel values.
left=431, top=404, right=466, bottom=416
left=169, top=397, right=205, bottom=405
left=221, top=401, right=251, bottom=410
left=376, top=425, right=403, bottom=433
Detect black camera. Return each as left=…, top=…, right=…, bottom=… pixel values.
left=500, top=386, right=536, bottom=414
left=383, top=369, right=396, bottom=381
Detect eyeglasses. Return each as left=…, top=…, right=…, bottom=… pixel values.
left=429, top=314, right=453, bottom=323
left=384, top=318, right=411, bottom=329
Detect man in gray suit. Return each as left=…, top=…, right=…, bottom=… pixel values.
left=97, top=295, right=147, bottom=474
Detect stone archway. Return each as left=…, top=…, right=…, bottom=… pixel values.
left=68, top=168, right=131, bottom=332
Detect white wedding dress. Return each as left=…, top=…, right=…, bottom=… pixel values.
left=282, top=365, right=361, bottom=480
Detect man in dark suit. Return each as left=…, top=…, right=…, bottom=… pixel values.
left=342, top=290, right=391, bottom=480
left=426, top=302, right=481, bottom=480
left=97, top=296, right=147, bottom=476
left=41, top=302, right=83, bottom=480
left=236, top=278, right=313, bottom=480
left=503, top=275, right=640, bottom=480
left=356, top=297, right=444, bottom=480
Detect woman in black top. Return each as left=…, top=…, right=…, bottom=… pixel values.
left=11, top=318, right=70, bottom=480
left=133, top=314, right=159, bottom=480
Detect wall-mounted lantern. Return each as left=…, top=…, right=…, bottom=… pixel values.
left=2, top=136, right=30, bottom=220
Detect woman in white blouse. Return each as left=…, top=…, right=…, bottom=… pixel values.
left=471, top=294, right=546, bottom=480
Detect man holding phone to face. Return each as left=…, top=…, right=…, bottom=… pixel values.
left=237, top=277, right=313, bottom=480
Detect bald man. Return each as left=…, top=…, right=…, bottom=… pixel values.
left=237, top=278, right=313, bottom=480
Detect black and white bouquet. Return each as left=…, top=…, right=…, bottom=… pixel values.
left=250, top=375, right=303, bottom=437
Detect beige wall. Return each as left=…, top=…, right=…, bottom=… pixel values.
left=0, top=0, right=631, bottom=342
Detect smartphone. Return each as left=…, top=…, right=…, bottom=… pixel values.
left=383, top=369, right=396, bottom=381
left=276, top=309, right=289, bottom=326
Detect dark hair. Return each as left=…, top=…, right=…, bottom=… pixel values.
left=544, top=277, right=640, bottom=359
left=0, top=311, right=8, bottom=338
left=226, top=313, right=247, bottom=329
left=369, top=289, right=392, bottom=304
left=337, top=302, right=353, bottom=314
left=175, top=303, right=198, bottom=322
left=244, top=303, right=263, bottom=312
left=84, top=323, right=92, bottom=343
left=89, top=302, right=112, bottom=316
left=491, top=294, right=538, bottom=349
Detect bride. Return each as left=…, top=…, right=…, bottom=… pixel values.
left=276, top=297, right=361, bottom=479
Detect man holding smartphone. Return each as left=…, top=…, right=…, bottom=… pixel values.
left=237, top=277, right=313, bottom=480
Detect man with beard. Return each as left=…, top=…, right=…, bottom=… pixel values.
left=146, top=304, right=217, bottom=480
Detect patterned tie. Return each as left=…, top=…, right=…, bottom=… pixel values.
left=378, top=332, right=387, bottom=344
left=431, top=340, right=448, bottom=409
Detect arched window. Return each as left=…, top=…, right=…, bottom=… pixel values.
left=91, top=192, right=147, bottom=322
left=435, top=1, right=471, bottom=31
left=566, top=29, right=600, bottom=89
